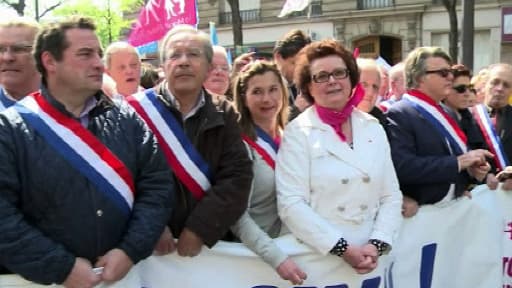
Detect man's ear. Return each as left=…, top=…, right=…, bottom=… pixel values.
left=273, top=52, right=283, bottom=63
left=41, top=51, right=57, bottom=74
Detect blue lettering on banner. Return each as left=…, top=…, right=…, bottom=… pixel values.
left=420, top=243, right=437, bottom=288
left=252, top=243, right=438, bottom=288
left=251, top=276, right=380, bottom=288
left=384, top=261, right=394, bottom=288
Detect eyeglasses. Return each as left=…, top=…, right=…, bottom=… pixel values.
left=453, top=84, right=476, bottom=94
left=167, top=48, right=203, bottom=61
left=425, top=68, right=453, bottom=78
left=312, top=68, right=350, bottom=83
left=0, top=44, right=32, bottom=55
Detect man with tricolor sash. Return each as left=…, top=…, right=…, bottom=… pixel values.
left=0, top=17, right=41, bottom=110
left=471, top=63, right=512, bottom=190
left=126, top=25, right=252, bottom=257
left=0, top=17, right=175, bottom=287
left=386, top=47, right=493, bottom=216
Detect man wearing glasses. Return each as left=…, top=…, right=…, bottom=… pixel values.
left=126, top=25, right=252, bottom=257
left=385, top=46, right=492, bottom=217
left=0, top=17, right=41, bottom=110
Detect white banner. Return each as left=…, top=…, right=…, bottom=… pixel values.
left=391, top=192, right=502, bottom=288
left=471, top=184, right=512, bottom=287
left=0, top=186, right=506, bottom=288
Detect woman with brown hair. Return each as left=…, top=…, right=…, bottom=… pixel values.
left=276, top=39, right=402, bottom=277
left=231, top=60, right=307, bottom=285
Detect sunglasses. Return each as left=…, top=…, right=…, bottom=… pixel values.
left=453, top=84, right=476, bottom=94
left=425, top=68, right=453, bottom=78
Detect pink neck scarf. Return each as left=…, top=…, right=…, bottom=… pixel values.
left=315, top=83, right=365, bottom=141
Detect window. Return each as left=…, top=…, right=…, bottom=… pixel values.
left=357, top=0, right=394, bottom=10
left=289, top=0, right=322, bottom=17
left=219, top=0, right=260, bottom=24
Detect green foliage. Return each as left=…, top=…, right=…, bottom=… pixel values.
left=51, top=0, right=144, bottom=48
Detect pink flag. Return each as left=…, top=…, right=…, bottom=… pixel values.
left=128, top=0, right=198, bottom=47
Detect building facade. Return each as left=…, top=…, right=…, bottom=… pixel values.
left=197, top=0, right=512, bottom=72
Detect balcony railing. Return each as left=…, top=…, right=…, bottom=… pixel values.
left=219, top=9, right=260, bottom=24
left=357, top=0, right=394, bottom=10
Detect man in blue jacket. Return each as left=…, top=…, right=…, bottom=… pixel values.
left=386, top=47, right=492, bottom=217
left=0, top=17, right=175, bottom=287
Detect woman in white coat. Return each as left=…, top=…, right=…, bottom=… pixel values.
left=276, top=39, right=402, bottom=276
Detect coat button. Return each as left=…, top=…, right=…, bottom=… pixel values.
left=362, top=175, right=370, bottom=183
left=341, top=178, right=349, bottom=184
left=337, top=206, right=345, bottom=212
left=96, top=209, right=103, bottom=217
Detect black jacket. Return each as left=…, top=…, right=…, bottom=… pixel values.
left=0, top=88, right=174, bottom=284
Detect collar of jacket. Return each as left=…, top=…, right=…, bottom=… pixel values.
left=298, top=105, right=376, bottom=130
left=39, top=85, right=114, bottom=118
left=155, top=83, right=225, bottom=131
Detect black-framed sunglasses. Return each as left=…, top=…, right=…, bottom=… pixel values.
left=425, top=68, right=453, bottom=78
left=312, top=68, right=350, bottom=83
left=452, top=84, right=475, bottom=94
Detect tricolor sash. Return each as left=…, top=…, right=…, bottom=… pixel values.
left=378, top=99, right=395, bottom=112
left=13, top=92, right=135, bottom=214
left=0, top=87, right=16, bottom=111
left=242, top=127, right=279, bottom=170
left=471, top=104, right=509, bottom=171
left=403, top=90, right=468, bottom=155
left=127, top=89, right=212, bottom=200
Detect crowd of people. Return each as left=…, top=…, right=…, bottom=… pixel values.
left=0, top=14, right=510, bottom=288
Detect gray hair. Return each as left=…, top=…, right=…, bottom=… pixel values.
left=356, top=58, right=381, bottom=83
left=103, top=41, right=140, bottom=69
left=159, top=24, right=213, bottom=64
left=212, top=45, right=231, bottom=70
left=0, top=16, right=40, bottom=33
left=487, top=63, right=512, bottom=75
left=404, top=46, right=452, bottom=89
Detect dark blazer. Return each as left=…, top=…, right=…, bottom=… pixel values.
left=385, top=100, right=472, bottom=205
left=496, top=105, right=512, bottom=165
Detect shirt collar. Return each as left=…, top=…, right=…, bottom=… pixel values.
left=163, top=83, right=205, bottom=121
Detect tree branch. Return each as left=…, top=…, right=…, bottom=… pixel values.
left=39, top=1, right=63, bottom=19
left=0, top=0, right=23, bottom=15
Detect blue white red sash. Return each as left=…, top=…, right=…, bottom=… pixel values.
left=403, top=90, right=468, bottom=155
left=0, top=87, right=16, bottom=111
left=242, top=127, right=279, bottom=170
left=471, top=104, right=509, bottom=171
left=13, top=92, right=135, bottom=214
left=126, top=89, right=212, bottom=200
left=378, top=98, right=395, bottom=112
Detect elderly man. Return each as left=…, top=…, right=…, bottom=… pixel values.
left=0, top=17, right=174, bottom=287
left=379, top=62, right=405, bottom=112
left=104, top=41, right=142, bottom=97
left=386, top=47, right=492, bottom=217
left=0, top=17, right=40, bottom=109
left=356, top=58, right=387, bottom=125
left=203, top=45, right=230, bottom=96
left=126, top=25, right=252, bottom=257
left=471, top=63, right=512, bottom=190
